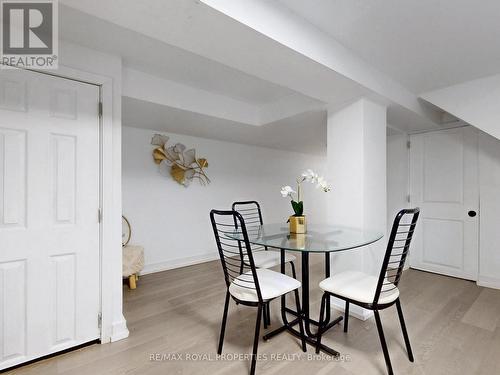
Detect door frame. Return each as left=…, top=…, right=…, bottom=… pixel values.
left=408, top=125, right=480, bottom=282
left=15, top=64, right=125, bottom=344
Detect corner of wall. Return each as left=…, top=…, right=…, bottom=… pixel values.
left=477, top=276, right=500, bottom=290
left=111, top=315, right=130, bottom=342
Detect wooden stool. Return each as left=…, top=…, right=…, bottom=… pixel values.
left=123, top=245, right=145, bottom=289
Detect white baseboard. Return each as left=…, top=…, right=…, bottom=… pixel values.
left=329, top=296, right=373, bottom=321
left=140, top=252, right=219, bottom=275
left=477, top=276, right=500, bottom=290
left=110, top=316, right=129, bottom=342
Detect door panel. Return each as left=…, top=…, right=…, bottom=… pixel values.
left=0, top=68, right=100, bottom=370
left=0, top=128, right=27, bottom=228
left=410, top=127, right=479, bottom=280
left=0, top=260, right=27, bottom=363
left=422, top=218, right=463, bottom=269
left=50, top=254, right=76, bottom=348
left=50, top=134, right=77, bottom=224
left=422, top=131, right=463, bottom=203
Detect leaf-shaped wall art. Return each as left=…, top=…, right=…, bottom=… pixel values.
left=151, top=134, right=170, bottom=147
left=151, top=134, right=211, bottom=187
left=183, top=149, right=196, bottom=166
left=153, top=148, right=167, bottom=164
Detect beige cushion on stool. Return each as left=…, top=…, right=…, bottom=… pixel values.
left=122, top=245, right=145, bottom=277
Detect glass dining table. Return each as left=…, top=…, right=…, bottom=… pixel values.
left=227, top=223, right=383, bottom=356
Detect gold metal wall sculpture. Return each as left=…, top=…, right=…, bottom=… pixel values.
left=151, top=134, right=210, bottom=186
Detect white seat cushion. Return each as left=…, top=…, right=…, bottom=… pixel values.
left=246, top=250, right=296, bottom=269
left=229, top=268, right=301, bottom=302
left=319, top=271, right=399, bottom=305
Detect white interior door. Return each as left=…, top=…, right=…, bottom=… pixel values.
left=410, top=126, right=479, bottom=280
left=0, top=67, right=101, bottom=370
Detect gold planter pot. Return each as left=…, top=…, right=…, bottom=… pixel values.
left=289, top=215, right=307, bottom=234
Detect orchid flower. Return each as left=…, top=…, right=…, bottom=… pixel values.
left=316, top=176, right=331, bottom=192
left=281, top=170, right=331, bottom=217
left=301, top=169, right=319, bottom=183
left=280, top=185, right=296, bottom=198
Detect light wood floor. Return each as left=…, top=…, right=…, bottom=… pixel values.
left=7, top=255, right=500, bottom=375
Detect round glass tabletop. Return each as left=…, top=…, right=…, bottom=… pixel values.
left=226, top=223, right=383, bottom=253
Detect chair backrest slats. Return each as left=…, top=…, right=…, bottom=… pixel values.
left=373, top=208, right=420, bottom=304
left=210, top=209, right=264, bottom=303
left=232, top=201, right=266, bottom=253
left=232, top=201, right=264, bottom=226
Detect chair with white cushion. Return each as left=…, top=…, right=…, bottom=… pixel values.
left=232, top=201, right=297, bottom=327
left=316, top=208, right=420, bottom=375
left=232, top=201, right=297, bottom=275
left=210, top=209, right=306, bottom=375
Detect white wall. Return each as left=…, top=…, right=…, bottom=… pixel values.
left=478, top=131, right=500, bottom=288
left=122, top=126, right=328, bottom=273
left=326, top=99, right=387, bottom=320
left=327, top=99, right=387, bottom=279
left=387, top=133, right=409, bottom=231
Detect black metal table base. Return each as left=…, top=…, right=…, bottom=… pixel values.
left=263, top=315, right=343, bottom=357
left=283, top=307, right=345, bottom=336
left=265, top=249, right=344, bottom=356
left=263, top=317, right=300, bottom=341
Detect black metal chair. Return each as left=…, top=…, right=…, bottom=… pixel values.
left=232, top=201, right=297, bottom=328
left=210, top=209, right=306, bottom=375
left=315, top=208, right=420, bottom=375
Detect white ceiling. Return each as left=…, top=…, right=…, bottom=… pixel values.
left=60, top=5, right=316, bottom=106
left=278, top=0, right=500, bottom=94
left=58, top=0, right=464, bottom=153
left=122, top=97, right=327, bottom=155
left=125, top=58, right=293, bottom=106
left=60, top=5, right=332, bottom=154
left=59, top=1, right=372, bottom=110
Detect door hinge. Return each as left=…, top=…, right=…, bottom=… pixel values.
left=98, top=101, right=103, bottom=117
left=98, top=208, right=102, bottom=223
left=98, top=313, right=102, bottom=329
left=407, top=140, right=411, bottom=149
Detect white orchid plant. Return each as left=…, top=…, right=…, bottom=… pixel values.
left=281, top=169, right=331, bottom=217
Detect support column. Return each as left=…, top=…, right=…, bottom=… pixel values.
left=326, top=98, right=387, bottom=320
